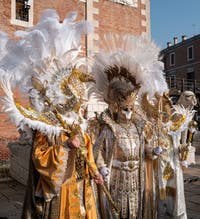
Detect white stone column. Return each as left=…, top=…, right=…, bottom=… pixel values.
left=141, top=0, right=151, bottom=39
left=86, top=0, right=99, bottom=56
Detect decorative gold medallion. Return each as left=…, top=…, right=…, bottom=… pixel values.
left=128, top=161, right=134, bottom=169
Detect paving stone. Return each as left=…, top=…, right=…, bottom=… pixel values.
left=0, top=180, right=25, bottom=219
left=0, top=146, right=199, bottom=218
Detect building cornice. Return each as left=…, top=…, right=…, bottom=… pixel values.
left=161, top=34, right=200, bottom=53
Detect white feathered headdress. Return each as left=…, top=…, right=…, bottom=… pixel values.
left=92, top=34, right=168, bottom=104
left=0, top=9, right=94, bottom=138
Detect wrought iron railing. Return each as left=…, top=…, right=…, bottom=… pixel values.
left=166, top=77, right=200, bottom=94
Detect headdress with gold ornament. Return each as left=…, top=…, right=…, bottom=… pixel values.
left=0, top=9, right=94, bottom=138
left=91, top=34, right=168, bottom=109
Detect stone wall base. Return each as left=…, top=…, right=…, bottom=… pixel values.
left=8, top=142, right=31, bottom=186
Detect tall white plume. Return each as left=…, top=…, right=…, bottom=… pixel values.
left=0, top=9, right=93, bottom=135
left=92, top=34, right=168, bottom=102
left=0, top=9, right=93, bottom=90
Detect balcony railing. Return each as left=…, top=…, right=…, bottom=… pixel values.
left=166, top=77, right=200, bottom=95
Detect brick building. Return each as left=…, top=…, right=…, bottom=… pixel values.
left=161, top=34, right=200, bottom=98
left=0, top=0, right=150, bottom=53
left=0, top=0, right=150, bottom=139
left=161, top=34, right=200, bottom=129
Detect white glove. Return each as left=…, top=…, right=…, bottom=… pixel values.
left=100, top=167, right=110, bottom=177
left=190, top=127, right=197, bottom=134
left=181, top=160, right=188, bottom=168
left=153, top=146, right=163, bottom=156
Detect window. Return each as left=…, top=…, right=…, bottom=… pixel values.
left=169, top=52, right=175, bottom=66
left=11, top=0, right=33, bottom=27
left=187, top=68, right=195, bottom=90
left=170, top=74, right=176, bottom=88
left=187, top=45, right=194, bottom=61
left=187, top=68, right=195, bottom=80
left=16, top=0, right=30, bottom=22
left=166, top=72, right=176, bottom=89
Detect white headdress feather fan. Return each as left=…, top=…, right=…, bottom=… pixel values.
left=0, top=10, right=93, bottom=137
left=0, top=76, right=62, bottom=138
left=92, top=34, right=168, bottom=103
left=168, top=105, right=196, bottom=135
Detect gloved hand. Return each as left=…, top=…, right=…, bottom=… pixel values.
left=181, top=160, right=188, bottom=168
left=100, top=167, right=110, bottom=177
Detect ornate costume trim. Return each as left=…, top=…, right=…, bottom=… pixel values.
left=112, top=159, right=139, bottom=171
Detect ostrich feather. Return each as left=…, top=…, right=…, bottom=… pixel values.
left=92, top=34, right=168, bottom=103
left=0, top=77, right=62, bottom=138
left=167, top=105, right=196, bottom=134
left=0, top=9, right=92, bottom=89
left=0, top=9, right=93, bottom=137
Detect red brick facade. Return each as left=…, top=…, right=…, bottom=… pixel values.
left=97, top=0, right=146, bottom=36
left=0, top=0, right=86, bottom=37
left=0, top=0, right=150, bottom=139
left=161, top=35, right=200, bottom=96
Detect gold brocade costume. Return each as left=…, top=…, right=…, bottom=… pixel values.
left=142, top=93, right=195, bottom=219
left=0, top=9, right=101, bottom=219
left=23, top=131, right=98, bottom=219
left=94, top=112, right=147, bottom=219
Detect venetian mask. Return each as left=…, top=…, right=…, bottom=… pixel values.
left=177, top=90, right=197, bottom=109
left=117, top=93, right=137, bottom=121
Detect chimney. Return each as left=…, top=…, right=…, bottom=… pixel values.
left=182, top=35, right=187, bottom=41
left=167, top=42, right=172, bottom=47
left=173, top=37, right=178, bottom=45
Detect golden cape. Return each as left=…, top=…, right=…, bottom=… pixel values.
left=23, top=131, right=98, bottom=219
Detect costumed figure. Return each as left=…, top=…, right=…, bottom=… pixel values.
left=176, top=91, right=197, bottom=157
left=91, top=35, right=168, bottom=219
left=0, top=10, right=103, bottom=219
left=141, top=91, right=196, bottom=219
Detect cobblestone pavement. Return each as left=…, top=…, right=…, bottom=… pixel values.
left=0, top=180, right=25, bottom=219
left=184, top=156, right=200, bottom=219
left=0, top=158, right=199, bottom=219
left=185, top=179, right=200, bottom=219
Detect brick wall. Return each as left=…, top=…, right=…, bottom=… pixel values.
left=33, top=0, right=85, bottom=23
left=0, top=0, right=23, bottom=36
left=0, top=0, right=86, bottom=38
left=97, top=0, right=145, bottom=37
